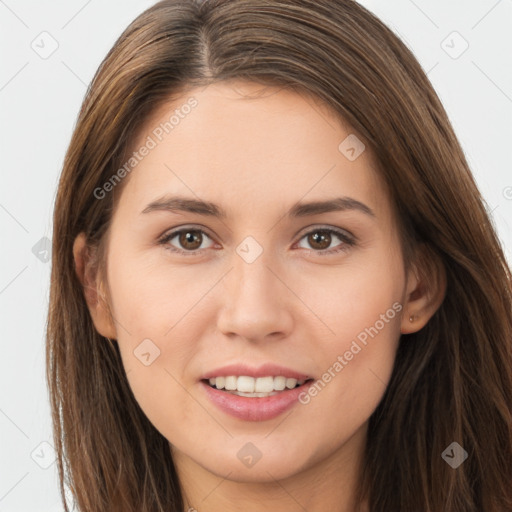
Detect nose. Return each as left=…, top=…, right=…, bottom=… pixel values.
left=216, top=252, right=294, bottom=343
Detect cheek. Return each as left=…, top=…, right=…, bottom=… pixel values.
left=293, top=248, right=404, bottom=417
left=106, top=244, right=221, bottom=338
left=105, top=250, right=214, bottom=424
left=292, top=304, right=401, bottom=463
left=295, top=249, right=403, bottom=347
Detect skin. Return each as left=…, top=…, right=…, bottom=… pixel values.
left=74, top=80, right=445, bottom=512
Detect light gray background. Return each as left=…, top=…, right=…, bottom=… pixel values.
left=1, top=1, right=511, bottom=510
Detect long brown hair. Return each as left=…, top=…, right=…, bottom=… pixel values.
left=47, top=1, right=512, bottom=510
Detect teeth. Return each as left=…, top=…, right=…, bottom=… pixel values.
left=286, top=378, right=298, bottom=389
left=255, top=376, right=274, bottom=393
left=274, top=376, right=286, bottom=390
left=238, top=375, right=255, bottom=393
left=207, top=375, right=306, bottom=393
left=225, top=376, right=237, bottom=390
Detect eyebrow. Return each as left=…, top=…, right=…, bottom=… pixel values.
left=141, top=195, right=375, bottom=219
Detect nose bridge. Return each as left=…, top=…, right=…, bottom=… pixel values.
left=217, top=245, right=292, bottom=341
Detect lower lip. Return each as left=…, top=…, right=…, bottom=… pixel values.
left=200, top=380, right=313, bottom=422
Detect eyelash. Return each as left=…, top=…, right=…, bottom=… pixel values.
left=157, top=225, right=356, bottom=257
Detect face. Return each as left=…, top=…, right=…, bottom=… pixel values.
left=89, top=81, right=411, bottom=484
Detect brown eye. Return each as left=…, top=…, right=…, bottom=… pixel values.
left=296, top=227, right=355, bottom=255
left=160, top=227, right=215, bottom=255
left=178, top=230, right=203, bottom=250
left=307, top=230, right=332, bottom=250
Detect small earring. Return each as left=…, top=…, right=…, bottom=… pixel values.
left=409, top=315, right=414, bottom=323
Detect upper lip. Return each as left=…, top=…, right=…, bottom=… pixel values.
left=201, top=363, right=311, bottom=381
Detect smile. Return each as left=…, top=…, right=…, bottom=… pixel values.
left=205, top=375, right=308, bottom=397
left=200, top=376, right=314, bottom=421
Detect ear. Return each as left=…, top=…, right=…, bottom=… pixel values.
left=400, top=243, right=447, bottom=334
left=73, top=232, right=117, bottom=339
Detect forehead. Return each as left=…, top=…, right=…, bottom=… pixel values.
left=117, top=80, right=390, bottom=222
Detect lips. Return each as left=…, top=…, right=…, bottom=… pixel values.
left=199, top=363, right=314, bottom=421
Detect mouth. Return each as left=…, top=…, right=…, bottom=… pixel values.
left=200, top=374, right=315, bottom=422
left=202, top=375, right=313, bottom=398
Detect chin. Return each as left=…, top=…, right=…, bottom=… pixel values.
left=192, top=437, right=316, bottom=483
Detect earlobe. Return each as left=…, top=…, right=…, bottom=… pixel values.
left=400, top=244, right=447, bottom=334
left=73, top=232, right=117, bottom=339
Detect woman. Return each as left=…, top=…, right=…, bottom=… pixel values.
left=46, top=0, right=512, bottom=511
